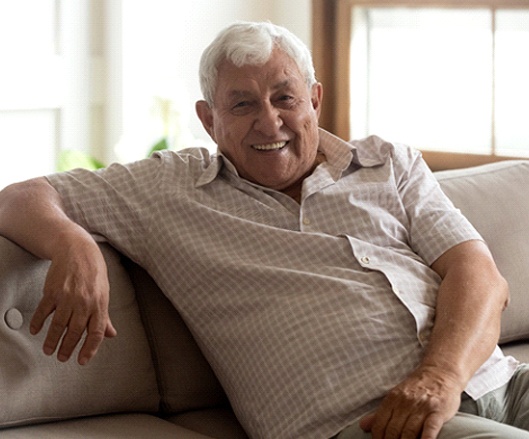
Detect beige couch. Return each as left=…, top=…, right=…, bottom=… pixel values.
left=1, top=159, right=529, bottom=438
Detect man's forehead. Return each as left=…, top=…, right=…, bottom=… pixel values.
left=225, top=79, right=293, bottom=96
left=217, top=49, right=301, bottom=80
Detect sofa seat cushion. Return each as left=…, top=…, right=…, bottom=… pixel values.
left=436, top=160, right=529, bottom=344
left=0, top=414, right=216, bottom=438
left=0, top=237, right=159, bottom=428
left=167, top=408, right=249, bottom=439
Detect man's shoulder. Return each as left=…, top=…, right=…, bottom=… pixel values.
left=347, top=135, right=420, bottom=170
left=151, top=146, right=218, bottom=176
left=153, top=146, right=215, bottom=166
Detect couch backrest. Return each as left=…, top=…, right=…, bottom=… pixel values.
left=436, top=160, right=529, bottom=344
left=0, top=237, right=159, bottom=428
left=125, top=258, right=229, bottom=413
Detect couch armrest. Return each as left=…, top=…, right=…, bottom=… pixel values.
left=0, top=235, right=159, bottom=429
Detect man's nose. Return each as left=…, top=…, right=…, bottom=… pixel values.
left=253, top=103, right=283, bottom=136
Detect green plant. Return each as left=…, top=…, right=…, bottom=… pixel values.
left=57, top=137, right=169, bottom=172
left=147, top=137, right=169, bottom=157
left=57, top=150, right=106, bottom=172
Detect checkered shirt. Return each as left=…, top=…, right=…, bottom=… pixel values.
left=47, top=129, right=518, bottom=439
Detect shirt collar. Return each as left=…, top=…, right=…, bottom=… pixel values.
left=195, top=151, right=232, bottom=188
left=317, top=128, right=387, bottom=171
left=195, top=128, right=386, bottom=188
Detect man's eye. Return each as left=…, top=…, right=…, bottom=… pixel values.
left=231, top=101, right=254, bottom=115
left=233, top=101, right=250, bottom=108
left=277, top=95, right=296, bottom=107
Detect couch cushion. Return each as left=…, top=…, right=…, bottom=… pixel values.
left=168, top=408, right=249, bottom=439
left=435, top=160, right=529, bottom=344
left=0, top=413, right=216, bottom=439
left=0, top=236, right=159, bottom=428
left=126, top=260, right=228, bottom=413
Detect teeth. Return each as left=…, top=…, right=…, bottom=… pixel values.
left=252, top=141, right=287, bottom=151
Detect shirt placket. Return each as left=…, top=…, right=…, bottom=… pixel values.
left=344, top=235, right=432, bottom=347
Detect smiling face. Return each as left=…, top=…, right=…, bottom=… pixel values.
left=196, top=48, right=323, bottom=198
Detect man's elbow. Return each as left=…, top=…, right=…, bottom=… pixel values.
left=0, top=177, right=57, bottom=235
left=498, top=274, right=510, bottom=312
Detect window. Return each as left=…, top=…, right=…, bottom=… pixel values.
left=312, top=0, right=529, bottom=169
left=0, top=0, right=109, bottom=189
left=0, top=0, right=60, bottom=188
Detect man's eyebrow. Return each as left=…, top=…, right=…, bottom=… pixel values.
left=273, top=80, right=292, bottom=90
left=226, top=80, right=293, bottom=100
left=227, top=90, right=253, bottom=100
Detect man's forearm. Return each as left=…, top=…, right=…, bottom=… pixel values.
left=0, top=177, right=116, bottom=365
left=424, top=239, right=509, bottom=387
left=0, top=177, right=94, bottom=259
left=360, top=240, right=509, bottom=439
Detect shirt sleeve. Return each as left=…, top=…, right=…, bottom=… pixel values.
left=393, top=145, right=483, bottom=265
left=46, top=154, right=166, bottom=262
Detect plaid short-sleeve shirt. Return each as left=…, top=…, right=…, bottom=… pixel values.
left=48, top=129, right=518, bottom=439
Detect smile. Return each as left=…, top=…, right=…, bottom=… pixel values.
left=252, top=141, right=287, bottom=151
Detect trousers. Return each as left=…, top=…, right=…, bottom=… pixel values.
left=337, top=364, right=529, bottom=438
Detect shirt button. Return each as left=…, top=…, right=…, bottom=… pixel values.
left=360, top=256, right=370, bottom=264
left=302, top=218, right=311, bottom=226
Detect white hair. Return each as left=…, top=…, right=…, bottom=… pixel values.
left=199, top=21, right=317, bottom=105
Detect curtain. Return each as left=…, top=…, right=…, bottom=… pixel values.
left=312, top=0, right=351, bottom=139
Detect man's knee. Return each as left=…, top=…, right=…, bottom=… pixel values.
left=438, top=412, right=529, bottom=439
left=336, top=413, right=529, bottom=439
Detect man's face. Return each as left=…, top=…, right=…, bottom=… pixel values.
left=196, top=49, right=323, bottom=194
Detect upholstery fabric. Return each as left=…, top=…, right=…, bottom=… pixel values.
left=125, top=259, right=229, bottom=413
left=436, top=160, right=529, bottom=343
left=0, top=413, right=215, bottom=438
left=0, top=238, right=159, bottom=428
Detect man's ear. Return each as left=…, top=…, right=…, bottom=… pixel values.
left=196, top=100, right=216, bottom=141
left=311, top=82, right=323, bottom=118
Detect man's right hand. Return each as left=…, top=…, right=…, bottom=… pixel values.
left=30, top=237, right=117, bottom=365
left=0, top=178, right=117, bottom=365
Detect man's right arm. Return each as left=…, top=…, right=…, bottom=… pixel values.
left=0, top=177, right=116, bottom=365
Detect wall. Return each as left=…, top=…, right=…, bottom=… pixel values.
left=114, top=0, right=312, bottom=162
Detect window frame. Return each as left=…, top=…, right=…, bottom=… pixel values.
left=312, top=0, right=529, bottom=170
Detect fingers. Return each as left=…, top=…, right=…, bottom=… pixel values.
left=359, top=413, right=376, bottom=431
left=105, top=320, right=118, bottom=338
left=366, top=409, right=441, bottom=439
left=29, top=295, right=54, bottom=336
left=364, top=401, right=446, bottom=439
left=30, top=295, right=116, bottom=365
left=420, top=414, right=445, bottom=439
left=77, top=314, right=116, bottom=366
left=29, top=237, right=115, bottom=365
left=360, top=367, right=462, bottom=439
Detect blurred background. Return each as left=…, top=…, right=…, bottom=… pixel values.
left=0, top=0, right=311, bottom=188
left=1, top=0, right=528, bottom=187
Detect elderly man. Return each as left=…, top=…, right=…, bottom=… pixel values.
left=0, top=21, right=528, bottom=439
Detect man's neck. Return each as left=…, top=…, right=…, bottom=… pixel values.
left=281, top=151, right=326, bottom=203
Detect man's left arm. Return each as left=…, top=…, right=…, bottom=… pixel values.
left=360, top=239, right=509, bottom=439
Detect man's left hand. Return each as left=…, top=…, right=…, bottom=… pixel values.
left=359, top=365, right=463, bottom=439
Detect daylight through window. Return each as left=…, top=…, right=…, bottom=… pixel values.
left=347, top=6, right=529, bottom=157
